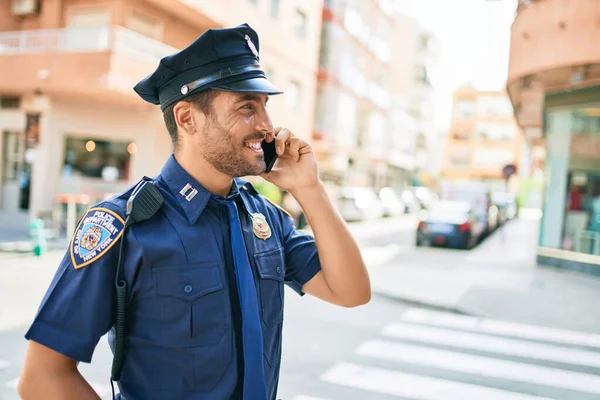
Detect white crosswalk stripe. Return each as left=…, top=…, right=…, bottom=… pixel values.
left=357, top=339, right=600, bottom=394
left=307, top=308, right=600, bottom=400
left=382, top=321, right=600, bottom=368
left=321, top=362, right=554, bottom=400
left=400, top=308, right=600, bottom=349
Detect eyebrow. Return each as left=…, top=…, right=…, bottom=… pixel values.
left=235, top=93, right=269, bottom=104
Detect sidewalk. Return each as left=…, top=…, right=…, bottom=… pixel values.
left=368, top=214, right=600, bottom=333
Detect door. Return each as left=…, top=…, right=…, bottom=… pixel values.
left=1, top=131, right=26, bottom=211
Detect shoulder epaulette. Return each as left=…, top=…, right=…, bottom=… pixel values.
left=262, top=196, right=293, bottom=220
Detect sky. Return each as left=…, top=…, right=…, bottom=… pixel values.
left=395, top=0, right=518, bottom=130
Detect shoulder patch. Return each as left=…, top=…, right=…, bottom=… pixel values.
left=262, top=196, right=294, bottom=220
left=70, top=207, right=125, bottom=269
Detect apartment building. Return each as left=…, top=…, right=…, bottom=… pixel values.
left=0, top=0, right=322, bottom=235
left=314, top=0, right=395, bottom=188
left=314, top=0, right=439, bottom=191
left=442, top=86, right=523, bottom=190
left=507, top=0, right=600, bottom=271
left=390, top=12, right=440, bottom=184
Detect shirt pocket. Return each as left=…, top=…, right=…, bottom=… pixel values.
left=253, top=247, right=285, bottom=327
left=152, top=262, right=227, bottom=346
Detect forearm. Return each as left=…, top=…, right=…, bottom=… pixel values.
left=291, top=182, right=370, bottom=304
left=18, top=369, right=101, bottom=400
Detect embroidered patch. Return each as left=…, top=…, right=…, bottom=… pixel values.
left=70, top=207, right=125, bottom=269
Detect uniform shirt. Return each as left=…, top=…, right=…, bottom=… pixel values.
left=25, top=155, right=322, bottom=400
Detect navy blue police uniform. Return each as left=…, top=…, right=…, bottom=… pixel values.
left=24, top=23, right=322, bottom=400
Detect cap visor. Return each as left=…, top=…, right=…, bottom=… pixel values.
left=215, top=76, right=283, bottom=95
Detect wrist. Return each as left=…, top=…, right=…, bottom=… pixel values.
left=289, top=181, right=325, bottom=204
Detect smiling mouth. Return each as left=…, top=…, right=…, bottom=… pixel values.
left=245, top=140, right=264, bottom=154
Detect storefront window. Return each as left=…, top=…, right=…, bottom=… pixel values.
left=559, top=108, right=600, bottom=254
left=62, top=137, right=132, bottom=182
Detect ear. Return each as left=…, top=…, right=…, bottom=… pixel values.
left=173, top=101, right=205, bottom=136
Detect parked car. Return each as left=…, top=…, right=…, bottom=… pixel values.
left=378, top=187, right=406, bottom=217
left=440, top=180, right=498, bottom=234
left=336, top=187, right=385, bottom=222
left=416, top=200, right=487, bottom=249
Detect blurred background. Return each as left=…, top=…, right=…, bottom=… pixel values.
left=1, top=0, right=600, bottom=399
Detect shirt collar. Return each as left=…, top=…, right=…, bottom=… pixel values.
left=160, top=155, right=241, bottom=224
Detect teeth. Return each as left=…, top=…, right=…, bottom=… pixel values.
left=246, top=142, right=261, bottom=150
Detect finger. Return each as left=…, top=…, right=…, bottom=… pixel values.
left=275, top=128, right=292, bottom=155
left=267, top=127, right=283, bottom=143
left=288, top=137, right=301, bottom=161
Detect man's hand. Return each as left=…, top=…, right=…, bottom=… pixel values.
left=261, top=127, right=319, bottom=193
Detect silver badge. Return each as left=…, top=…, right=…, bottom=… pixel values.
left=244, top=34, right=259, bottom=58
left=251, top=213, right=271, bottom=240
left=181, top=85, right=189, bottom=95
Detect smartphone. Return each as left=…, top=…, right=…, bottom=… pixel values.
left=261, top=139, right=278, bottom=173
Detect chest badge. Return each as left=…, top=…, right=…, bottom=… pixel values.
left=251, top=213, right=271, bottom=240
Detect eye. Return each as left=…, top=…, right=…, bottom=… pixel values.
left=241, top=103, right=254, bottom=110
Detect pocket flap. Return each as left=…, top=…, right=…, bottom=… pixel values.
left=154, top=262, right=223, bottom=301
left=254, top=247, right=285, bottom=281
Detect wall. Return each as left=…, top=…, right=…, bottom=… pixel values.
left=29, top=96, right=168, bottom=214
left=508, top=0, right=600, bottom=82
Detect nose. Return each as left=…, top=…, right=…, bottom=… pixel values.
left=255, top=105, right=273, bottom=134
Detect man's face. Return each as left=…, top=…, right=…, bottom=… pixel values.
left=193, top=91, right=273, bottom=177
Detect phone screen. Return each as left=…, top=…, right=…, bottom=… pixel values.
left=261, top=140, right=278, bottom=173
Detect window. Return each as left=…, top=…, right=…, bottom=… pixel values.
left=67, top=6, right=110, bottom=28
left=453, top=100, right=476, bottom=119
left=286, top=81, right=301, bottom=108
left=476, top=122, right=516, bottom=140
left=0, top=96, right=20, bottom=109
left=126, top=9, right=162, bottom=40
left=452, top=130, right=470, bottom=140
left=270, top=0, right=280, bottom=18
left=294, top=9, right=307, bottom=38
left=62, top=137, right=133, bottom=182
left=449, top=148, right=471, bottom=167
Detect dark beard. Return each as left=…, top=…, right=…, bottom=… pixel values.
left=200, top=119, right=266, bottom=177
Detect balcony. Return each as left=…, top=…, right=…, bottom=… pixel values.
left=0, top=26, right=178, bottom=106
left=507, top=0, right=600, bottom=130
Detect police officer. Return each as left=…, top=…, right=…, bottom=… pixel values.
left=18, top=23, right=370, bottom=400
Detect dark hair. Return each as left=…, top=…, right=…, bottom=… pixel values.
left=162, top=89, right=218, bottom=148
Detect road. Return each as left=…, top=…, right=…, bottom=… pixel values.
left=1, top=216, right=600, bottom=399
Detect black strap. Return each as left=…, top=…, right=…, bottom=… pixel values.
left=110, top=180, right=164, bottom=398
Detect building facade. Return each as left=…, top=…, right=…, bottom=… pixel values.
left=314, top=0, right=394, bottom=189
left=442, top=87, right=524, bottom=191
left=507, top=0, right=600, bottom=273
left=0, top=0, right=322, bottom=236
left=314, top=0, right=438, bottom=191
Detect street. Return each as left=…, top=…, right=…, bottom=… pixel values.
left=1, top=215, right=600, bottom=400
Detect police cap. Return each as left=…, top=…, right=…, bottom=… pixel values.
left=133, top=23, right=282, bottom=110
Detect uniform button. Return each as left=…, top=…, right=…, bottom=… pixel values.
left=184, top=285, right=193, bottom=293
left=276, top=266, right=281, bottom=274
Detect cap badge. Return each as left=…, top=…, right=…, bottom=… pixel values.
left=251, top=213, right=271, bottom=240
left=244, top=34, right=259, bottom=58
left=181, top=85, right=189, bottom=95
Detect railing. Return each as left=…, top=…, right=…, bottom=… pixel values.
left=0, top=27, right=110, bottom=54
left=0, top=25, right=178, bottom=61
left=111, top=26, right=178, bottom=63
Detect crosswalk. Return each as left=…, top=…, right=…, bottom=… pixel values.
left=291, top=308, right=600, bottom=400
left=3, top=308, right=599, bottom=399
